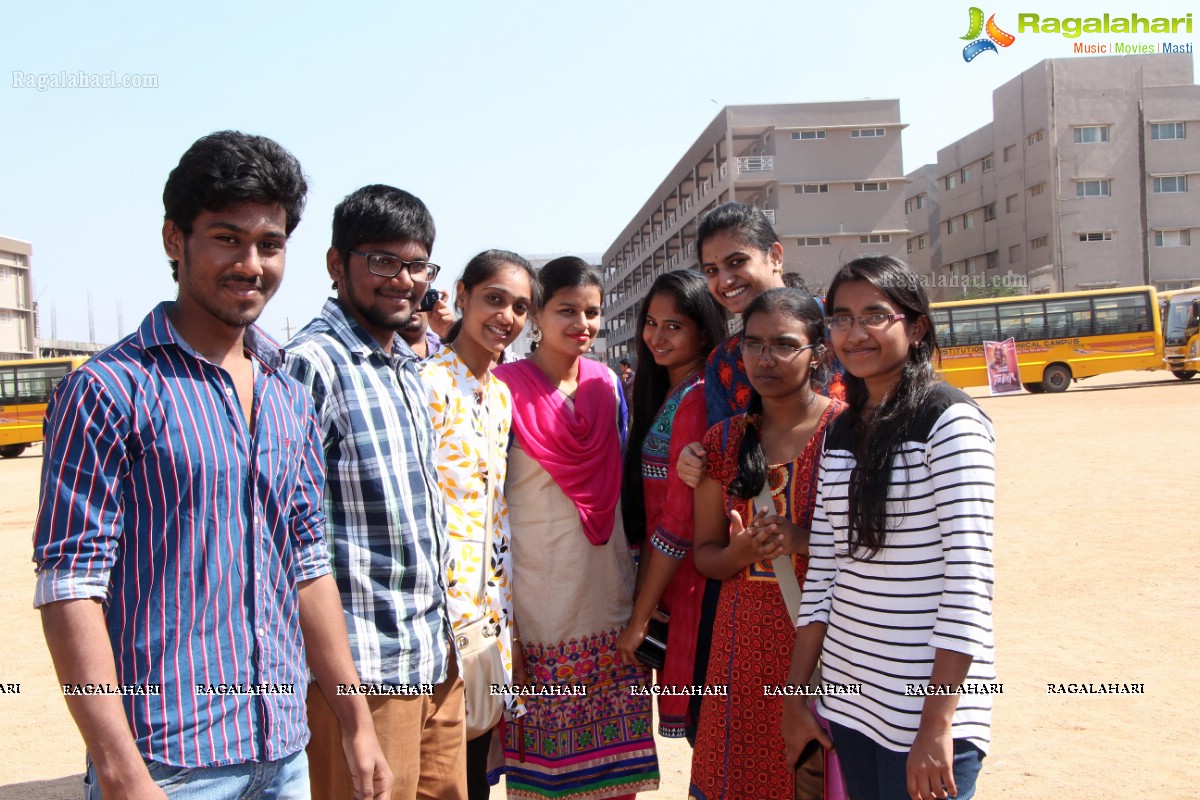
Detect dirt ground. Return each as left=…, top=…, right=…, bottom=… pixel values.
left=1, top=370, right=1197, bottom=799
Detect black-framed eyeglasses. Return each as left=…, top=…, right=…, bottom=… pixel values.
left=349, top=250, right=441, bottom=282
left=824, top=313, right=906, bottom=332
left=740, top=340, right=820, bottom=360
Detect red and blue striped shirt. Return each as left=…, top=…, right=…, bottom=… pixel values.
left=32, top=302, right=331, bottom=768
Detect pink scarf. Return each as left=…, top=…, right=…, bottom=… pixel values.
left=494, top=357, right=622, bottom=546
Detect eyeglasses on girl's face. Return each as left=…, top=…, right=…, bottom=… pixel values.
left=740, top=340, right=820, bottom=360
left=824, top=313, right=906, bottom=333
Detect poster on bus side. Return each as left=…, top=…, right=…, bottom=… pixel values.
left=983, top=338, right=1021, bottom=395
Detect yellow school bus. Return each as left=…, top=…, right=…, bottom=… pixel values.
left=932, top=286, right=1162, bottom=393
left=0, top=356, right=89, bottom=458
left=1160, top=288, right=1200, bottom=380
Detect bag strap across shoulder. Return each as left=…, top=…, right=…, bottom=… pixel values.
left=759, top=428, right=826, bottom=624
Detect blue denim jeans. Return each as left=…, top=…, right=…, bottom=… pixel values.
left=84, top=749, right=308, bottom=799
left=829, top=722, right=984, bottom=800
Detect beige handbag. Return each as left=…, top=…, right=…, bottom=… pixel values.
left=456, top=391, right=507, bottom=740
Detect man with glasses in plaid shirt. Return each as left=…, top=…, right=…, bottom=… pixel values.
left=284, top=184, right=465, bottom=800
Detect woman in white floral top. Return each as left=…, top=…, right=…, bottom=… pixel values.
left=421, top=249, right=537, bottom=800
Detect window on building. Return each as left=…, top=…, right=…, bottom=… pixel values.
left=851, top=128, right=886, bottom=138
left=1073, top=126, right=1109, bottom=144
left=961, top=166, right=973, bottom=184
left=796, top=236, right=832, bottom=246
left=859, top=234, right=891, bottom=244
left=918, top=234, right=928, bottom=249
left=1079, top=232, right=1113, bottom=242
left=963, top=212, right=975, bottom=230
left=916, top=193, right=926, bottom=209
left=1029, top=182, right=1045, bottom=197
left=1009, top=244, right=1022, bottom=263
left=1026, top=130, right=1045, bottom=145
left=1031, top=235, right=1048, bottom=249
left=795, top=183, right=829, bottom=194
left=1075, top=179, right=1111, bottom=197
left=945, top=173, right=958, bottom=190
left=1006, top=194, right=1018, bottom=213
left=905, top=198, right=913, bottom=214
left=1003, top=144, right=1016, bottom=162
left=1153, top=175, right=1187, bottom=193
left=1150, top=122, right=1185, bottom=140
left=982, top=154, right=994, bottom=172
left=986, top=250, right=999, bottom=270
left=907, top=237, right=916, bottom=254
left=1154, top=229, right=1191, bottom=247
left=984, top=203, right=997, bottom=221
left=854, top=182, right=888, bottom=192
left=793, top=130, right=826, bottom=140
left=946, top=218, right=957, bottom=235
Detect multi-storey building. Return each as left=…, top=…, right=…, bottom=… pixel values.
left=0, top=236, right=36, bottom=360
left=904, top=165, right=941, bottom=281
left=920, top=53, right=1200, bottom=300
left=602, top=102, right=908, bottom=361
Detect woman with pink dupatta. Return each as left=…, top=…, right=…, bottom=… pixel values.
left=494, top=257, right=660, bottom=799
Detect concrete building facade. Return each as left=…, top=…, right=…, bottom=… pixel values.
left=0, top=236, right=36, bottom=360
left=919, top=53, right=1200, bottom=300
left=602, top=102, right=909, bottom=360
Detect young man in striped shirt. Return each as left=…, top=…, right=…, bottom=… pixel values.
left=33, top=131, right=391, bottom=799
left=284, top=185, right=466, bottom=800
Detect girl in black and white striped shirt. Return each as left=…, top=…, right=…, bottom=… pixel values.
left=783, top=256, right=995, bottom=800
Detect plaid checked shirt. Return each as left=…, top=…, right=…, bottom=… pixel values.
left=284, top=299, right=453, bottom=686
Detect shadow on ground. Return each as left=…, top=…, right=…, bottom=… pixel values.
left=0, top=775, right=82, bottom=799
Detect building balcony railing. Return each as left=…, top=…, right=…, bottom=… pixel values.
left=737, top=156, right=774, bottom=173
left=762, top=209, right=776, bottom=224
left=701, top=176, right=713, bottom=196
left=720, top=161, right=728, bottom=181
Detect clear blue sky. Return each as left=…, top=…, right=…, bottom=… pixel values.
left=3, top=0, right=1195, bottom=344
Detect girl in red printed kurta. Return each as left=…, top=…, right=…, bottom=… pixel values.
left=689, top=288, right=844, bottom=800
left=616, top=271, right=725, bottom=741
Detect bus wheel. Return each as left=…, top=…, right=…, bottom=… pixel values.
left=1023, top=382, right=1045, bottom=393
left=0, top=444, right=27, bottom=459
left=1042, top=364, right=1072, bottom=393
left=1173, top=370, right=1197, bottom=381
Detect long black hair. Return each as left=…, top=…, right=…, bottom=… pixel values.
left=825, top=255, right=941, bottom=559
left=621, top=271, right=724, bottom=545
left=728, top=288, right=826, bottom=500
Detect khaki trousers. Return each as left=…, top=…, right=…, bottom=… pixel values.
left=306, top=661, right=467, bottom=800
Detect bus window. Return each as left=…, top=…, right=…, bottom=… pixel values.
left=1167, top=299, right=1200, bottom=341
left=932, top=309, right=951, bottom=345
left=999, top=301, right=1045, bottom=341
left=14, top=364, right=72, bottom=404
left=949, top=307, right=999, bottom=346
left=1093, top=293, right=1150, bottom=335
left=1045, top=298, right=1091, bottom=338
left=0, top=368, right=16, bottom=404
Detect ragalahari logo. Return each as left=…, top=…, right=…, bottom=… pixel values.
left=962, top=7, right=1016, bottom=61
